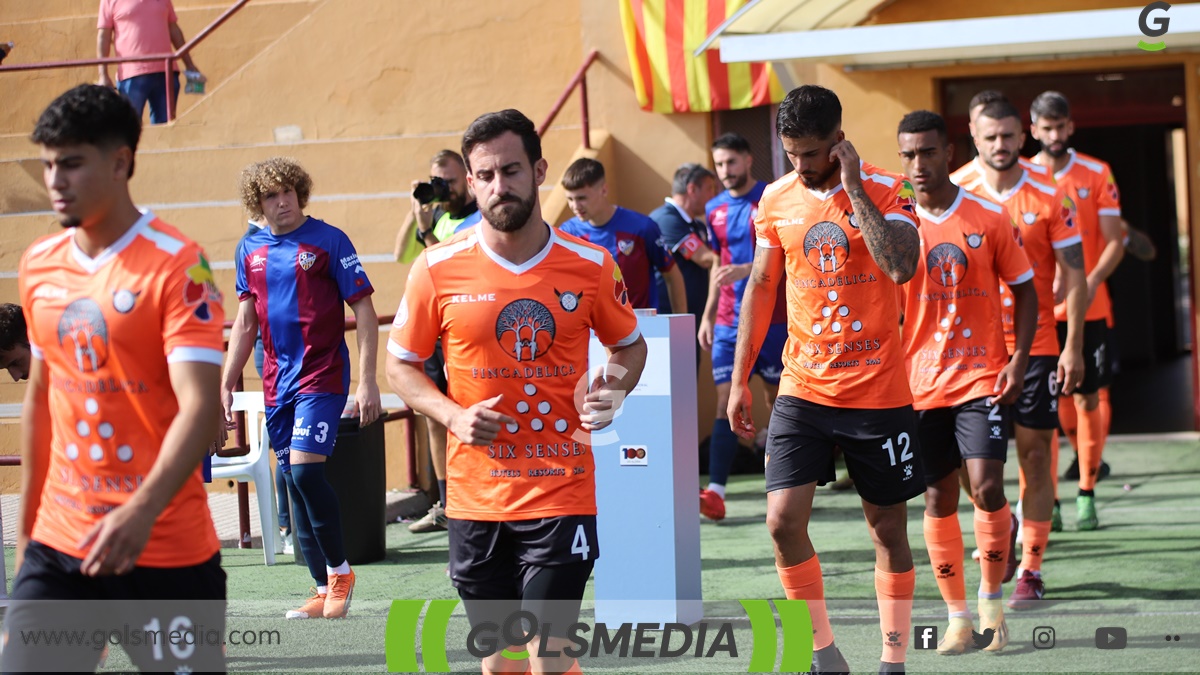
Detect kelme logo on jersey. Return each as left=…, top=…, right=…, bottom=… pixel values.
left=298, top=251, right=317, bottom=271
left=926, top=243, right=968, bottom=287
left=803, top=222, right=850, bottom=273
left=58, top=298, right=109, bottom=374
left=496, top=299, right=556, bottom=363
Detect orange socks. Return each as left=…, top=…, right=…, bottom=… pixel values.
left=923, top=513, right=969, bottom=618
left=973, top=503, right=1012, bottom=596
left=1059, top=397, right=1079, bottom=450
left=1021, top=520, right=1051, bottom=573
left=564, top=660, right=583, bottom=674
left=1100, top=387, right=1112, bottom=434
left=482, top=660, right=531, bottom=675
left=778, top=556, right=835, bottom=650
left=1077, top=405, right=1106, bottom=491
left=876, top=567, right=915, bottom=664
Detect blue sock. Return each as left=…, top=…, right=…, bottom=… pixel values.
left=286, top=477, right=324, bottom=586
left=438, top=479, right=448, bottom=507
left=276, top=462, right=292, bottom=532
left=708, top=420, right=739, bottom=488
left=289, top=463, right=347, bottom=574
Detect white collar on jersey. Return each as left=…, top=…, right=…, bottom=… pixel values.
left=977, top=170, right=1028, bottom=203
left=473, top=221, right=557, bottom=275
left=1054, top=149, right=1078, bottom=182
left=664, top=197, right=692, bottom=224
left=915, top=187, right=965, bottom=224
left=70, top=209, right=155, bottom=274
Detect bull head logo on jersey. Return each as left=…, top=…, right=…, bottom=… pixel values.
left=802, top=221, right=850, bottom=273
left=926, top=243, right=969, bottom=287
left=57, top=298, right=109, bottom=373
left=495, top=299, right=556, bottom=362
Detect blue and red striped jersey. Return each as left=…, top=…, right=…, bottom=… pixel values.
left=706, top=182, right=786, bottom=327
left=236, top=216, right=373, bottom=406
left=559, top=206, right=675, bottom=309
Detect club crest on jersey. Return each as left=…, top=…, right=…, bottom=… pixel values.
left=1106, top=174, right=1119, bottom=201
left=1009, top=219, right=1025, bottom=246
left=1022, top=212, right=1036, bottom=225
left=613, top=266, right=628, bottom=306
left=1077, top=187, right=1090, bottom=200
left=803, top=221, right=850, bottom=273
left=1061, top=196, right=1077, bottom=228
left=843, top=210, right=859, bottom=230
left=112, top=289, right=139, bottom=314
left=927, top=242, right=968, bottom=287
left=495, top=299, right=556, bottom=362
left=555, top=289, right=582, bottom=313
left=966, top=233, right=984, bottom=249
left=298, top=251, right=317, bottom=271
left=58, top=298, right=109, bottom=374
left=617, top=239, right=635, bottom=257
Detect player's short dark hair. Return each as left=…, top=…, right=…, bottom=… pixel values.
left=897, top=110, right=948, bottom=143
left=672, top=163, right=716, bottom=194
left=430, top=149, right=466, bottom=170
left=461, top=109, right=542, bottom=171
left=1031, top=91, right=1071, bottom=122
left=776, top=85, right=841, bottom=140
left=0, top=304, right=28, bottom=352
left=978, top=99, right=1022, bottom=125
left=711, top=132, right=751, bottom=155
left=969, top=90, right=1007, bottom=113
left=562, top=158, right=605, bottom=190
left=31, top=84, right=141, bottom=178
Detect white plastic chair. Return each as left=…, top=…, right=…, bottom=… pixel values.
left=212, top=391, right=278, bottom=565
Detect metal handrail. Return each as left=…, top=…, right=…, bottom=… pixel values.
left=537, top=49, right=600, bottom=150
left=0, top=0, right=250, bottom=123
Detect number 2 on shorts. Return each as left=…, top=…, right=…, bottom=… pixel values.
left=571, top=524, right=590, bottom=560
left=881, top=432, right=913, bottom=466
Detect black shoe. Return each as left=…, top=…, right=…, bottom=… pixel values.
left=879, top=661, right=905, bottom=674
left=1097, top=461, right=1111, bottom=482
left=1063, top=456, right=1080, bottom=480
left=811, top=644, right=850, bottom=674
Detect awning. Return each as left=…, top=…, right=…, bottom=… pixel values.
left=693, top=0, right=889, bottom=56
left=706, top=5, right=1200, bottom=68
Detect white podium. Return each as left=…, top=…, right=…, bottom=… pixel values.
left=589, top=312, right=702, bottom=626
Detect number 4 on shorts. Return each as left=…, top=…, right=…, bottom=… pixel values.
left=571, top=524, right=590, bottom=560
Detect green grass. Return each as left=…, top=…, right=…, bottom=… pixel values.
left=7, top=439, right=1200, bottom=672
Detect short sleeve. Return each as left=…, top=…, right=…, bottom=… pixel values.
left=387, top=253, right=441, bottom=362
left=643, top=219, right=675, bottom=272
left=880, top=178, right=918, bottom=228
left=1050, top=188, right=1083, bottom=249
left=161, top=247, right=226, bottom=365
left=753, top=194, right=780, bottom=249
left=165, top=0, right=178, bottom=23
left=591, top=255, right=640, bottom=348
left=97, top=0, right=114, bottom=29
left=1097, top=164, right=1121, bottom=217
left=234, top=237, right=252, bottom=301
left=329, top=230, right=374, bottom=305
left=990, top=213, right=1034, bottom=286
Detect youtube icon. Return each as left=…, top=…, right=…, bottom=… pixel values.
left=1096, top=627, right=1128, bottom=650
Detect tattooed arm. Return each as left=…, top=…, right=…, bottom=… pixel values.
left=1054, top=241, right=1087, bottom=395
left=728, top=244, right=786, bottom=440
left=831, top=141, right=920, bottom=283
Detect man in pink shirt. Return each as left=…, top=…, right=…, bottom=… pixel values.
left=97, top=0, right=205, bottom=124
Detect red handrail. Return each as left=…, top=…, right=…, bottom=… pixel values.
left=0, top=0, right=250, bottom=123
left=537, top=49, right=600, bottom=150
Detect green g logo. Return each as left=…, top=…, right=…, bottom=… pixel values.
left=1138, top=2, right=1171, bottom=51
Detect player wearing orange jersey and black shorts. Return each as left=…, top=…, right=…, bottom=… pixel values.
left=950, top=90, right=1055, bottom=190
left=5, top=85, right=226, bottom=672
left=897, top=111, right=1039, bottom=654
left=959, top=99, right=1087, bottom=610
left=1029, top=91, right=1124, bottom=532
left=387, top=109, right=647, bottom=675
left=728, top=85, right=923, bottom=674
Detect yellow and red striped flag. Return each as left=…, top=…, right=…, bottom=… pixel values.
left=620, top=0, right=786, bottom=113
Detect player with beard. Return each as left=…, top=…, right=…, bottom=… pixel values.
left=387, top=109, right=647, bottom=675
left=951, top=90, right=1053, bottom=186
left=732, top=85, right=923, bottom=674
left=1029, top=91, right=1123, bottom=531
left=958, top=99, right=1087, bottom=610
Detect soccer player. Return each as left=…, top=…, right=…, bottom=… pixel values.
left=6, top=84, right=225, bottom=672
left=559, top=157, right=687, bottom=313
left=697, top=132, right=788, bottom=521
left=1029, top=91, right=1124, bottom=531
left=897, top=110, right=1038, bottom=653
left=731, top=85, right=924, bottom=674
left=950, top=90, right=1052, bottom=187
left=387, top=109, right=647, bottom=675
left=223, top=157, right=381, bottom=619
left=958, top=100, right=1087, bottom=609
left=0, top=302, right=32, bottom=381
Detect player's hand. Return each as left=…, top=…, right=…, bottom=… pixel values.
left=1057, top=347, right=1084, bottom=397
left=221, top=386, right=236, bottom=431
left=727, top=383, right=756, bottom=440
left=449, top=395, right=515, bottom=446
left=353, top=379, right=383, bottom=427
left=713, top=263, right=751, bottom=288
left=698, top=317, right=715, bottom=352
left=209, top=408, right=228, bottom=455
left=992, top=356, right=1027, bottom=406
left=580, top=374, right=627, bottom=432
left=830, top=140, right=863, bottom=192
left=77, top=502, right=157, bottom=576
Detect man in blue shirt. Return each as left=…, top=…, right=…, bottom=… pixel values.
left=652, top=163, right=719, bottom=317
left=559, top=158, right=686, bottom=313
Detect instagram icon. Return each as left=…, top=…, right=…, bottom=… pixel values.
left=1032, top=626, right=1056, bottom=649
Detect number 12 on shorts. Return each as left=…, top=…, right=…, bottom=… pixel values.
left=571, top=524, right=590, bottom=560
left=882, top=432, right=913, bottom=466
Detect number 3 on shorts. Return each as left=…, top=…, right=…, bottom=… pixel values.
left=881, top=432, right=913, bottom=466
left=571, top=524, right=590, bottom=560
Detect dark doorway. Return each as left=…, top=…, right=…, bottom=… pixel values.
left=941, top=67, right=1193, bottom=433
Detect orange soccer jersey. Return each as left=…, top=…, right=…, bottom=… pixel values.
left=1041, top=150, right=1122, bottom=324
left=753, top=163, right=917, bottom=409
left=960, top=171, right=1081, bottom=357
left=903, top=188, right=1034, bottom=410
left=18, top=213, right=225, bottom=567
left=950, top=156, right=1052, bottom=189
left=388, top=224, right=640, bottom=522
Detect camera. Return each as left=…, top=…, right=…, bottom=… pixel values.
left=413, top=177, right=451, bottom=205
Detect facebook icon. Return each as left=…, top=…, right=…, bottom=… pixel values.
left=915, top=625, right=938, bottom=650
